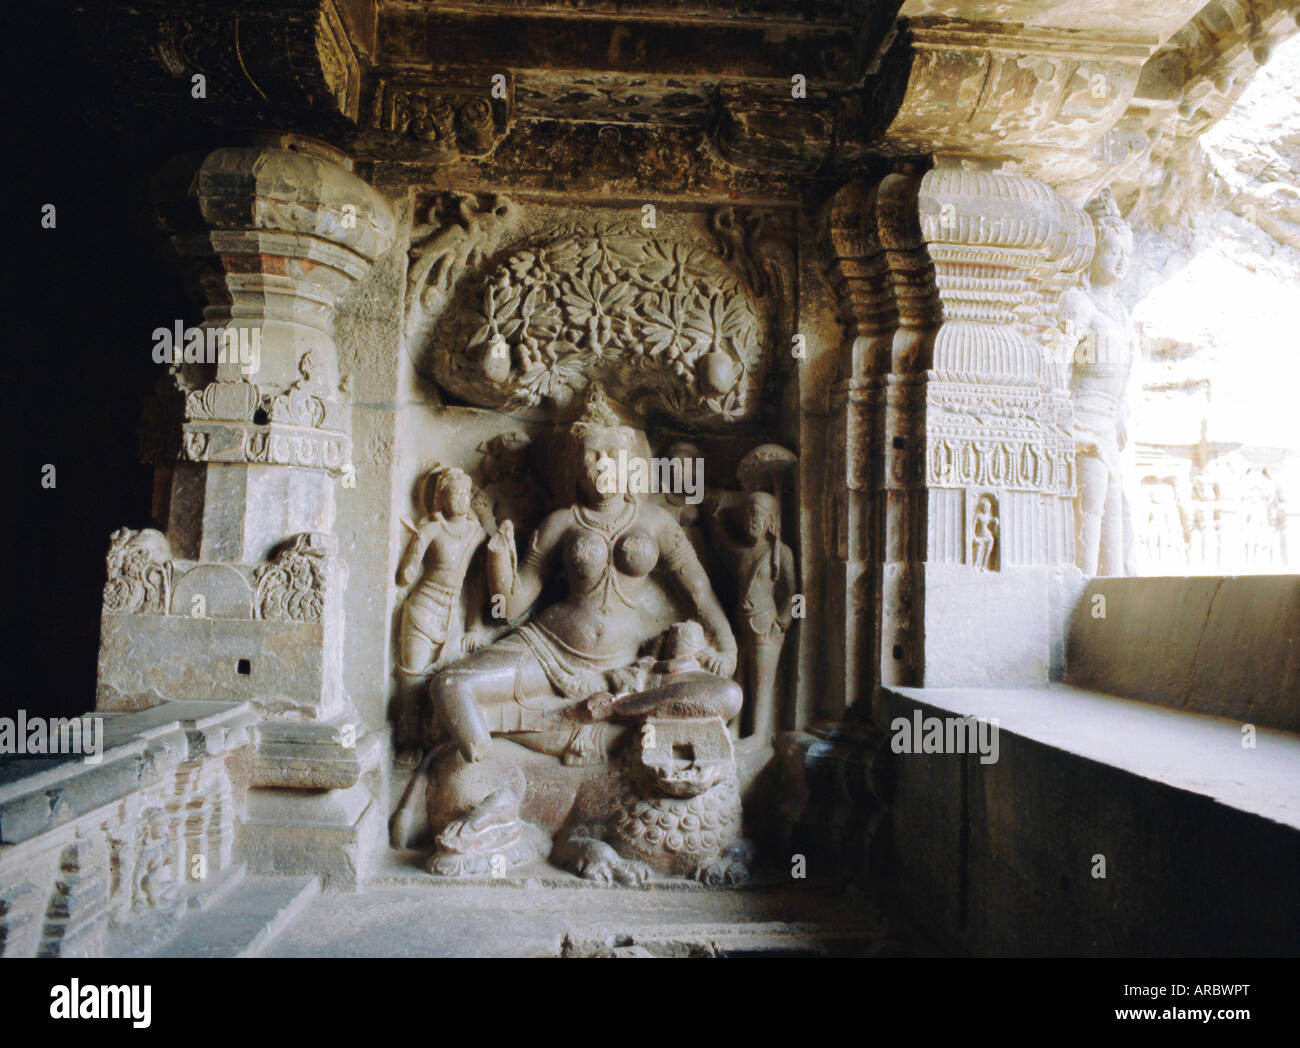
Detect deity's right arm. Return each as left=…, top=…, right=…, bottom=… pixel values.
left=396, top=522, right=429, bottom=586
left=488, top=510, right=562, bottom=619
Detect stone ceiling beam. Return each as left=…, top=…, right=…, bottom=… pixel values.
left=881, top=0, right=1300, bottom=202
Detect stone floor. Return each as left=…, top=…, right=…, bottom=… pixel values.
left=261, top=876, right=910, bottom=958
left=142, top=848, right=928, bottom=957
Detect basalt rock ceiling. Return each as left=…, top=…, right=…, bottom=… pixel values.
left=70, top=0, right=1300, bottom=206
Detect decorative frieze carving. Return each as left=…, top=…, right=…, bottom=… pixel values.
left=407, top=193, right=517, bottom=338
left=178, top=353, right=352, bottom=476
left=887, top=20, right=1146, bottom=193
left=712, top=88, right=838, bottom=174
left=0, top=703, right=253, bottom=958
left=179, top=423, right=350, bottom=475
left=514, top=71, right=714, bottom=124
left=915, top=167, right=1092, bottom=519
left=102, top=532, right=341, bottom=625
left=823, top=179, right=897, bottom=379
left=370, top=79, right=510, bottom=161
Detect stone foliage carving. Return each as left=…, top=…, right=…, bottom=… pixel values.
left=407, top=193, right=516, bottom=338
left=254, top=533, right=336, bottom=623
left=103, top=529, right=173, bottom=615
left=427, top=224, right=766, bottom=426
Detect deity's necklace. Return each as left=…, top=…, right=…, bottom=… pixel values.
left=574, top=494, right=636, bottom=538
left=435, top=513, right=479, bottom=551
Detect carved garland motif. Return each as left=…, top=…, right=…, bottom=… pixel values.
left=102, top=528, right=173, bottom=615
left=253, top=533, right=333, bottom=623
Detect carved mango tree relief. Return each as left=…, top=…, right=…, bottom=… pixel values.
left=424, top=222, right=767, bottom=426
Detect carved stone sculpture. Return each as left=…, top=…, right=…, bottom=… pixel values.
left=703, top=444, right=799, bottom=740
left=710, top=491, right=797, bottom=741
left=254, top=533, right=336, bottom=623
left=435, top=387, right=737, bottom=764
left=407, top=193, right=516, bottom=337
left=427, top=224, right=766, bottom=426
left=555, top=621, right=751, bottom=886
left=392, top=386, right=740, bottom=878
left=1062, top=189, right=1136, bottom=577
left=102, top=529, right=173, bottom=615
left=394, top=467, right=489, bottom=763
left=970, top=494, right=1000, bottom=572
left=471, top=431, right=546, bottom=542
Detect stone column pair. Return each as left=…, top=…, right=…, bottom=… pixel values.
left=824, top=163, right=1098, bottom=699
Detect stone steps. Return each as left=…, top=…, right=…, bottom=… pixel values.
left=151, top=874, right=321, bottom=958
left=109, top=862, right=249, bottom=958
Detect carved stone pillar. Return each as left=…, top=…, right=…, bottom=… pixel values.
left=96, top=134, right=396, bottom=886
left=823, top=175, right=899, bottom=713
left=875, top=165, right=1092, bottom=687
left=876, top=164, right=943, bottom=690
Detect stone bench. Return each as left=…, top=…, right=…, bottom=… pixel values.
left=881, top=575, right=1300, bottom=956
left=0, top=701, right=256, bottom=957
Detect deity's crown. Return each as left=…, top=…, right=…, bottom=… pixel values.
left=1085, top=188, right=1130, bottom=236
left=571, top=383, right=626, bottom=429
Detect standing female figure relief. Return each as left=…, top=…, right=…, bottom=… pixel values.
left=710, top=490, right=797, bottom=740
left=1061, top=189, right=1136, bottom=578
left=393, top=467, right=487, bottom=763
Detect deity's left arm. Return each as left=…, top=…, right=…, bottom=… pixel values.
left=776, top=543, right=799, bottom=632
left=657, top=513, right=737, bottom=670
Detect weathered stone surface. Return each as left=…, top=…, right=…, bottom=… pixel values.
left=883, top=683, right=1300, bottom=956
left=1067, top=575, right=1300, bottom=732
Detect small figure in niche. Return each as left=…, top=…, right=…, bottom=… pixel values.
left=971, top=495, right=999, bottom=572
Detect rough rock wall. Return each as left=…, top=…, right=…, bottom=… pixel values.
left=1121, top=35, right=1300, bottom=574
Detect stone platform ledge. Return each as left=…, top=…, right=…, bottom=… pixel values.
left=886, top=684, right=1300, bottom=830
left=367, top=849, right=845, bottom=894
left=0, top=701, right=257, bottom=846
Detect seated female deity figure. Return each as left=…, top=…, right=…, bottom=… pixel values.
left=426, top=387, right=739, bottom=767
